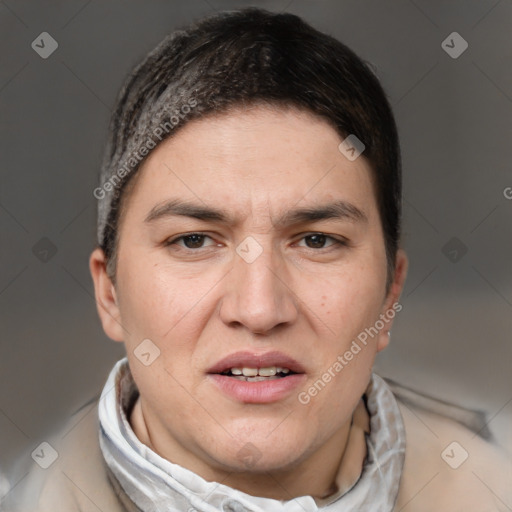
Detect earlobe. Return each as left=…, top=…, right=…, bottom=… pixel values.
left=376, top=249, right=408, bottom=352
left=89, top=247, right=124, bottom=342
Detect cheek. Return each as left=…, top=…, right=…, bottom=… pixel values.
left=116, top=256, right=204, bottom=342
left=115, top=258, right=224, bottom=391
left=312, top=259, right=386, bottom=338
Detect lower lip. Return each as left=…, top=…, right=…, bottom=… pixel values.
left=208, top=374, right=306, bottom=403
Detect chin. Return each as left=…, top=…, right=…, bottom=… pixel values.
left=209, top=433, right=308, bottom=473
left=225, top=451, right=305, bottom=474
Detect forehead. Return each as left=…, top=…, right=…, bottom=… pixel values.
left=119, top=106, right=378, bottom=225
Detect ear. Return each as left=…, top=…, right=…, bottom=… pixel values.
left=89, top=247, right=124, bottom=342
left=376, top=248, right=408, bottom=352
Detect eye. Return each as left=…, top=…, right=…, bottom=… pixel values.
left=296, top=233, right=346, bottom=249
left=166, top=233, right=216, bottom=249
left=164, top=232, right=346, bottom=252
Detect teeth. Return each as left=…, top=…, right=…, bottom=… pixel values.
left=242, top=367, right=259, bottom=377
left=229, top=366, right=290, bottom=377
left=231, top=376, right=281, bottom=382
left=246, top=376, right=278, bottom=382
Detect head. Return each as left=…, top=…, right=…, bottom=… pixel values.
left=90, top=7, right=407, bottom=485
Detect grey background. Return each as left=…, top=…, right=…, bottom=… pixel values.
left=1, top=0, right=511, bottom=490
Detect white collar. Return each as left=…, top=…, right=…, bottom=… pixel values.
left=99, top=358, right=405, bottom=512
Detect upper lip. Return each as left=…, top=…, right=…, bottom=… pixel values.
left=207, top=350, right=306, bottom=374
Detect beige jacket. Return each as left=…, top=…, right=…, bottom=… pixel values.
left=3, top=380, right=511, bottom=512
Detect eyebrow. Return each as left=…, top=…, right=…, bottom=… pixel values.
left=144, top=198, right=368, bottom=227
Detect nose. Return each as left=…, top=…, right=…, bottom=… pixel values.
left=219, top=239, right=298, bottom=335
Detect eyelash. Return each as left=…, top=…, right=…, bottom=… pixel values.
left=164, top=232, right=348, bottom=252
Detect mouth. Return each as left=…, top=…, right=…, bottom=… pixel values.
left=218, top=366, right=296, bottom=382
left=207, top=350, right=305, bottom=377
left=206, top=351, right=306, bottom=403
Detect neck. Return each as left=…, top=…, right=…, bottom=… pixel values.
left=130, top=398, right=367, bottom=501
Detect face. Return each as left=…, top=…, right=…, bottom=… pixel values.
left=91, top=106, right=407, bottom=479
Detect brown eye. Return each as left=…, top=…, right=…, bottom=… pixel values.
left=182, top=234, right=206, bottom=248
left=166, top=233, right=216, bottom=250
left=298, top=233, right=343, bottom=249
left=305, top=234, right=328, bottom=248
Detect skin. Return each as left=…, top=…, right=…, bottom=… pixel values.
left=90, top=105, right=408, bottom=500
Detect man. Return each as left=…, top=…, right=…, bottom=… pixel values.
left=4, top=7, right=511, bottom=512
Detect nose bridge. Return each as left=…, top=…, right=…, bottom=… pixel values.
left=239, top=237, right=280, bottom=294
left=223, top=235, right=297, bottom=333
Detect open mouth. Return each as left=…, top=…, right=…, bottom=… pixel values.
left=207, top=351, right=306, bottom=402
left=219, top=366, right=297, bottom=382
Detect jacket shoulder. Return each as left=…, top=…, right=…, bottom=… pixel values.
left=386, top=380, right=512, bottom=511
left=3, top=397, right=138, bottom=512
